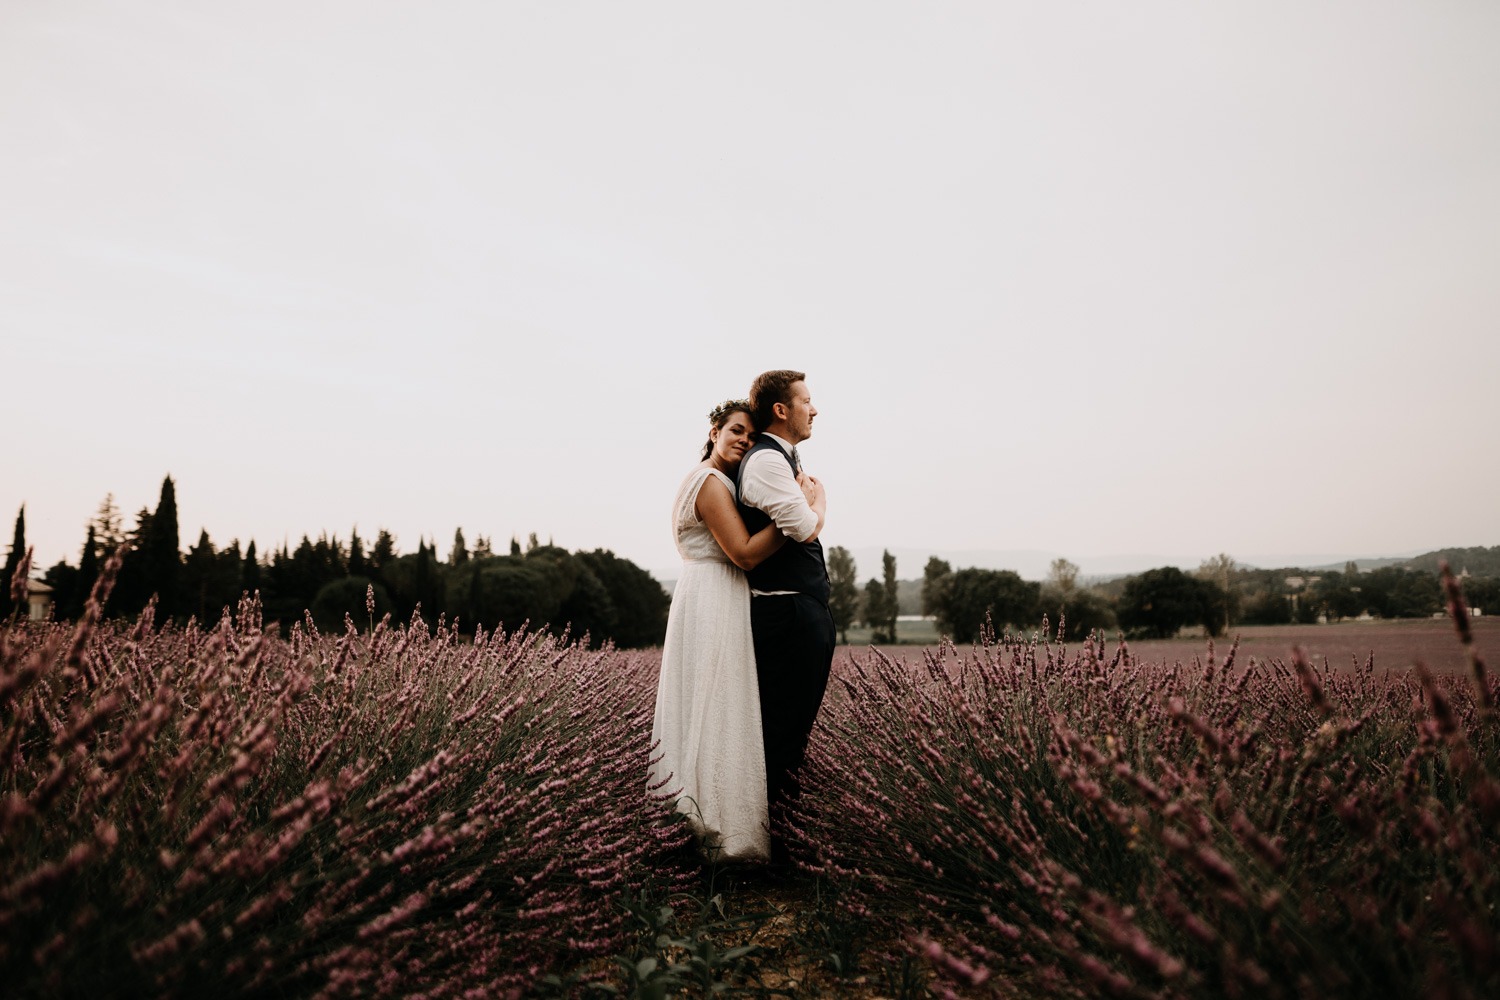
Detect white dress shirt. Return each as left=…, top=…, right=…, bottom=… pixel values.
left=738, top=432, right=819, bottom=544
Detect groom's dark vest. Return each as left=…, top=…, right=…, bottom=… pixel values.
left=736, top=437, right=830, bottom=605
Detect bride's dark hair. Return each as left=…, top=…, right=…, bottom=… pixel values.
left=701, top=399, right=753, bottom=460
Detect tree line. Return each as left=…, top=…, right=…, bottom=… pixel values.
left=10, top=481, right=1491, bottom=647
left=820, top=547, right=1496, bottom=644
left=4, top=477, right=669, bottom=648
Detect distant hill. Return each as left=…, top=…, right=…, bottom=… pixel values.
left=1399, top=545, right=1500, bottom=577
left=1304, top=556, right=1415, bottom=573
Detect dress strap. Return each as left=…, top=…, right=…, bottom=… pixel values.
left=706, top=468, right=736, bottom=493
left=674, top=465, right=738, bottom=534
left=673, top=466, right=714, bottom=531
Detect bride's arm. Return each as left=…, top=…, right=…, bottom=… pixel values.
left=695, top=475, right=787, bottom=571
left=794, top=472, right=828, bottom=543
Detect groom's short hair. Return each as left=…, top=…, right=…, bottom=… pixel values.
left=749, top=369, right=806, bottom=431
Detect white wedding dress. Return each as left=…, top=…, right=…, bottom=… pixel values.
left=649, top=466, right=770, bottom=861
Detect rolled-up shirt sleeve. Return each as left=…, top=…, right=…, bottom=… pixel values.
left=739, top=449, right=819, bottom=543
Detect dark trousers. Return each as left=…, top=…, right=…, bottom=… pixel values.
left=751, top=593, right=836, bottom=826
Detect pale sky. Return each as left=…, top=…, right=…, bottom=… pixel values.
left=4, top=2, right=1497, bottom=582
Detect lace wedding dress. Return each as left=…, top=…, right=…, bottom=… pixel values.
left=649, top=466, right=770, bottom=861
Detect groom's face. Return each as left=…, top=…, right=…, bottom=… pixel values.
left=778, top=381, right=817, bottom=443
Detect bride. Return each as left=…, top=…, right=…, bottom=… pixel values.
left=649, top=399, right=819, bottom=862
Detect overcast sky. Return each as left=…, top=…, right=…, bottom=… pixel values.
left=4, top=1, right=1497, bottom=582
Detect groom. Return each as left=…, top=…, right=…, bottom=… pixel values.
left=736, top=369, right=834, bottom=850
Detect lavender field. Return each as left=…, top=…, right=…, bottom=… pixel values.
left=3, top=557, right=1497, bottom=998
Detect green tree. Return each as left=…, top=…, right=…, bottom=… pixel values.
left=1241, top=589, right=1293, bottom=625
left=921, top=557, right=953, bottom=619
left=177, top=533, right=243, bottom=624
left=1117, top=566, right=1216, bottom=639
left=242, top=540, right=262, bottom=598
left=59, top=523, right=100, bottom=620
left=1195, top=553, right=1239, bottom=634
left=348, top=529, right=367, bottom=578
left=1359, top=567, right=1441, bottom=618
left=572, top=549, right=669, bottom=648
left=472, top=561, right=563, bottom=633
left=262, top=534, right=348, bottom=626
left=940, top=568, right=1039, bottom=643
left=1048, top=557, right=1080, bottom=594
left=92, top=494, right=124, bottom=556
left=1038, top=584, right=1117, bottom=640
left=312, top=576, right=393, bottom=631
left=861, top=578, right=893, bottom=643
left=182, top=529, right=218, bottom=622
left=556, top=561, right=615, bottom=645
left=1038, top=556, right=1115, bottom=640
left=879, top=549, right=899, bottom=642
left=111, top=506, right=154, bottom=618
left=146, top=475, right=182, bottom=619
left=1461, top=576, right=1500, bottom=616
left=450, top=528, right=469, bottom=566
left=42, top=560, right=80, bottom=622
left=370, top=530, right=397, bottom=587
left=826, top=546, right=859, bottom=645
left=1311, top=571, right=1363, bottom=622
left=1, top=505, right=25, bottom=619
left=401, top=538, right=444, bottom=625
left=439, top=544, right=664, bottom=647
left=214, top=540, right=244, bottom=615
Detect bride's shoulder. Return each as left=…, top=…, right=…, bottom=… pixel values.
left=677, top=461, right=713, bottom=485
left=677, top=463, right=739, bottom=502
left=673, top=462, right=714, bottom=498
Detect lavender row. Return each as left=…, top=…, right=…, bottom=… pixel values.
left=1, top=553, right=692, bottom=997
left=789, top=572, right=1498, bottom=998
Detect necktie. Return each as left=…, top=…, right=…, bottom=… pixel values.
left=791, top=447, right=802, bottom=473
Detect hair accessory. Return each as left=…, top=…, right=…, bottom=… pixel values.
left=708, top=398, right=751, bottom=424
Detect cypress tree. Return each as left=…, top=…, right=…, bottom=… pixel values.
left=183, top=529, right=216, bottom=622
left=370, top=530, right=396, bottom=586
left=147, top=476, right=182, bottom=619
left=881, top=549, right=899, bottom=643
left=1, top=505, right=25, bottom=619
left=93, top=494, right=124, bottom=556
left=73, top=523, right=100, bottom=619
left=348, top=529, right=367, bottom=577
left=111, top=507, right=154, bottom=618
left=41, top=560, right=79, bottom=623
left=214, top=540, right=243, bottom=619
left=243, top=540, right=261, bottom=596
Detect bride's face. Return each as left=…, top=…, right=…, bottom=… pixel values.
left=711, top=411, right=756, bottom=465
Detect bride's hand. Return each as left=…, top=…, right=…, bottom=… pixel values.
left=797, top=472, right=824, bottom=508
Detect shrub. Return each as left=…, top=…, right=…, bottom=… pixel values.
left=1038, top=585, right=1117, bottom=640
left=1239, top=589, right=1294, bottom=625
left=310, top=575, right=393, bottom=631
